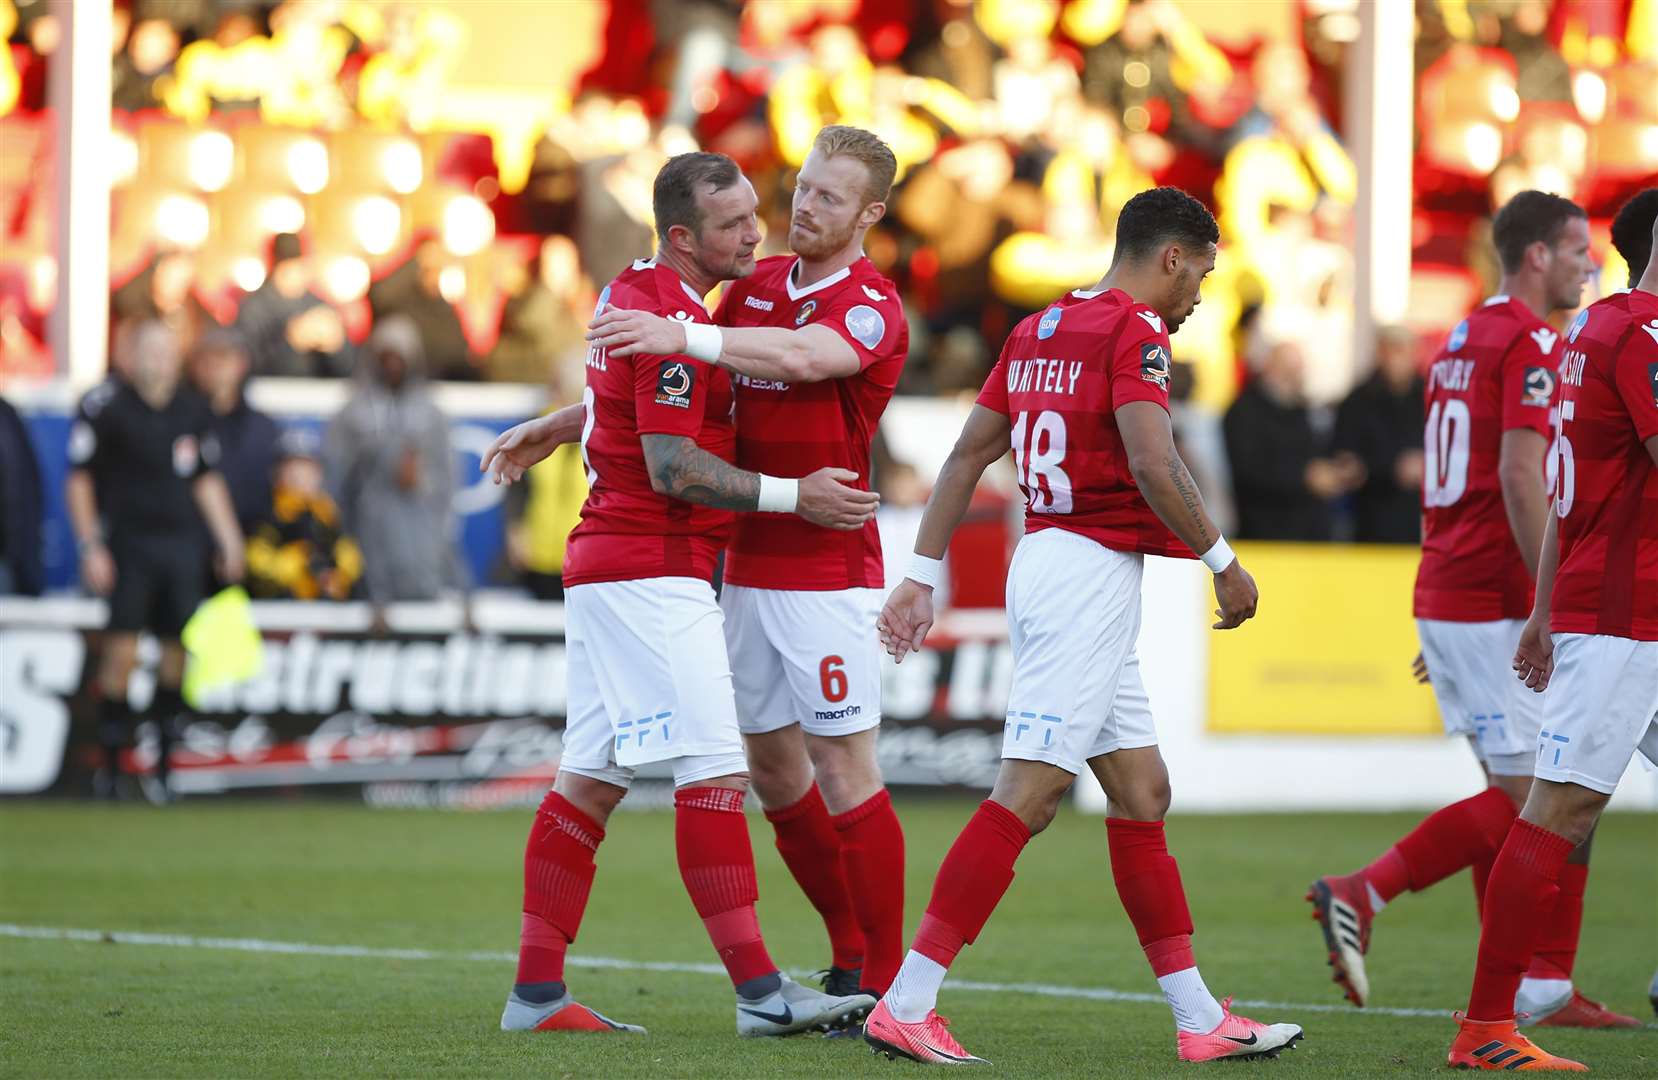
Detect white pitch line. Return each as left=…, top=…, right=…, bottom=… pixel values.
left=0, top=922, right=1617, bottom=1024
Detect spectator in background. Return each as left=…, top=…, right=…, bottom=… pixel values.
left=187, top=329, right=280, bottom=534
left=246, top=428, right=363, bottom=601
left=110, top=12, right=181, bottom=112
left=1223, top=340, right=1356, bottom=541
left=1332, top=326, right=1425, bottom=543
left=876, top=459, right=950, bottom=608
left=367, top=236, right=474, bottom=381
left=234, top=233, right=352, bottom=378
left=1167, top=358, right=1236, bottom=535
left=325, top=315, right=467, bottom=624
left=0, top=394, right=44, bottom=595
left=111, top=248, right=215, bottom=349
left=486, top=235, right=591, bottom=384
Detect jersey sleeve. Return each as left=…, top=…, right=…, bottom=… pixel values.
left=1612, top=322, right=1658, bottom=443
left=816, top=283, right=906, bottom=377
left=1110, top=317, right=1173, bottom=413
left=633, top=353, right=713, bottom=437
left=1499, top=327, right=1559, bottom=437
left=975, top=341, right=1012, bottom=416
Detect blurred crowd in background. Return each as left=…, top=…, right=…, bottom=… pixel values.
left=1, top=0, right=1654, bottom=603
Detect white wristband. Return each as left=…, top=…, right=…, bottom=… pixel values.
left=682, top=322, right=723, bottom=363
left=905, top=552, right=944, bottom=590
left=1199, top=537, right=1235, bottom=573
left=757, top=474, right=798, bottom=513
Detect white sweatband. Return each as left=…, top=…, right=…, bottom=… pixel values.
left=905, top=553, right=944, bottom=590
left=682, top=322, right=723, bottom=363
left=1199, top=537, right=1235, bottom=573
left=757, top=474, right=798, bottom=513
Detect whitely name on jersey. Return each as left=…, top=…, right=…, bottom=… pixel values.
left=1006, top=357, right=1083, bottom=396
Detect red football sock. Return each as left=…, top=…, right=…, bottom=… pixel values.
left=675, top=786, right=777, bottom=988
left=1527, top=862, right=1589, bottom=981
left=832, top=789, right=906, bottom=993
left=1106, top=818, right=1197, bottom=976
left=1471, top=854, right=1497, bottom=916
left=910, top=799, right=1031, bottom=968
left=1366, top=786, right=1516, bottom=903
left=1467, top=820, right=1574, bottom=1020
left=763, top=785, right=865, bottom=971
left=516, top=789, right=604, bottom=986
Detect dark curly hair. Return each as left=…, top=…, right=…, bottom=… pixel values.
left=1610, top=187, right=1658, bottom=283
left=1491, top=191, right=1586, bottom=274
left=1113, top=187, right=1219, bottom=263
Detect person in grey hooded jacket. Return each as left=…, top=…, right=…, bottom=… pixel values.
left=325, top=315, right=469, bottom=623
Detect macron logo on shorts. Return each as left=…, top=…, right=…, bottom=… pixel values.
left=814, top=704, right=863, bottom=721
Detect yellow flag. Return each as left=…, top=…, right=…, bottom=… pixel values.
left=181, top=587, right=264, bottom=708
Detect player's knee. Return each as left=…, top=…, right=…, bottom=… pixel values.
left=1521, top=780, right=1607, bottom=848
left=552, top=771, right=628, bottom=825
left=805, top=734, right=882, bottom=812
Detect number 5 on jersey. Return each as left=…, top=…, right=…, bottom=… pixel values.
left=1012, top=410, right=1072, bottom=514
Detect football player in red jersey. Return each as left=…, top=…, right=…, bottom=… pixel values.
left=862, top=188, right=1302, bottom=1066
left=1446, top=189, right=1658, bottom=1072
left=482, top=152, right=877, bottom=1039
left=1308, top=192, right=1632, bottom=1029
left=587, top=126, right=910, bottom=1008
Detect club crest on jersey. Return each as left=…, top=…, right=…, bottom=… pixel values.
left=655, top=361, right=695, bottom=408
left=794, top=299, right=818, bottom=327
left=1566, top=308, right=1589, bottom=343
left=845, top=305, right=886, bottom=350
left=172, top=435, right=199, bottom=477
left=1037, top=306, right=1062, bottom=339
left=1140, top=342, right=1171, bottom=388
left=1521, top=366, right=1556, bottom=408
left=1447, top=319, right=1469, bottom=353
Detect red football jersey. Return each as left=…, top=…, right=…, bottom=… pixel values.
left=1549, top=288, right=1658, bottom=641
left=713, top=255, right=907, bottom=590
left=975, top=287, right=1190, bottom=559
left=563, top=258, right=737, bottom=587
left=1413, top=296, right=1561, bottom=622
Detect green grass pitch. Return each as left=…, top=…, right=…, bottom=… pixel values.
left=1, top=799, right=1653, bottom=1077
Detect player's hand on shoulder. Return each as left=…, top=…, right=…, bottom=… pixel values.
left=481, top=416, right=559, bottom=485
left=796, top=467, right=879, bottom=530
left=1210, top=559, right=1258, bottom=630
left=585, top=304, right=682, bottom=358
left=878, top=578, right=934, bottom=664
left=1512, top=612, right=1553, bottom=692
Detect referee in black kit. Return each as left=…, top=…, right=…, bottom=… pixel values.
left=65, top=319, right=245, bottom=800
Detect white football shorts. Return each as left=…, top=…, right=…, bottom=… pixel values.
left=559, top=577, right=747, bottom=790
left=1000, top=527, right=1157, bottom=774
left=721, top=585, right=883, bottom=738
left=1416, top=617, right=1545, bottom=776
left=1530, top=633, right=1658, bottom=795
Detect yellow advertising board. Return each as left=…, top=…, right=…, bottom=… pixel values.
left=1207, top=543, right=1442, bottom=735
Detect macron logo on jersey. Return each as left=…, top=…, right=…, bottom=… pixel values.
left=1530, top=328, right=1558, bottom=355
left=1136, top=310, right=1163, bottom=334
left=1641, top=319, right=1658, bottom=347
left=861, top=284, right=888, bottom=302
left=743, top=296, right=775, bottom=312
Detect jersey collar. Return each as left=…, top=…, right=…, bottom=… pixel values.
left=635, top=257, right=711, bottom=313
left=1481, top=294, right=1511, bottom=307
left=785, top=256, right=856, bottom=302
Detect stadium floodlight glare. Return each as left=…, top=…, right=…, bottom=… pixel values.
left=381, top=140, right=423, bottom=194
left=287, top=138, right=330, bottom=195
left=1488, top=84, right=1520, bottom=124
left=1572, top=71, right=1607, bottom=125
left=189, top=130, right=235, bottom=192
left=155, top=194, right=211, bottom=248
left=258, top=195, right=306, bottom=234
left=1462, top=123, right=1502, bottom=174
left=353, top=196, right=401, bottom=255
left=443, top=194, right=494, bottom=256
left=109, top=130, right=139, bottom=187
left=323, top=255, right=370, bottom=302
left=232, top=256, right=267, bottom=292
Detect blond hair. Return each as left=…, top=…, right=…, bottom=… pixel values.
left=811, top=125, right=897, bottom=206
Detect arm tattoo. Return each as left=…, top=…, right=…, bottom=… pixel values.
left=641, top=434, right=760, bottom=511
left=1165, top=452, right=1214, bottom=551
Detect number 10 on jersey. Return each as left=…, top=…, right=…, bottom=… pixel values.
left=1012, top=410, right=1072, bottom=514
